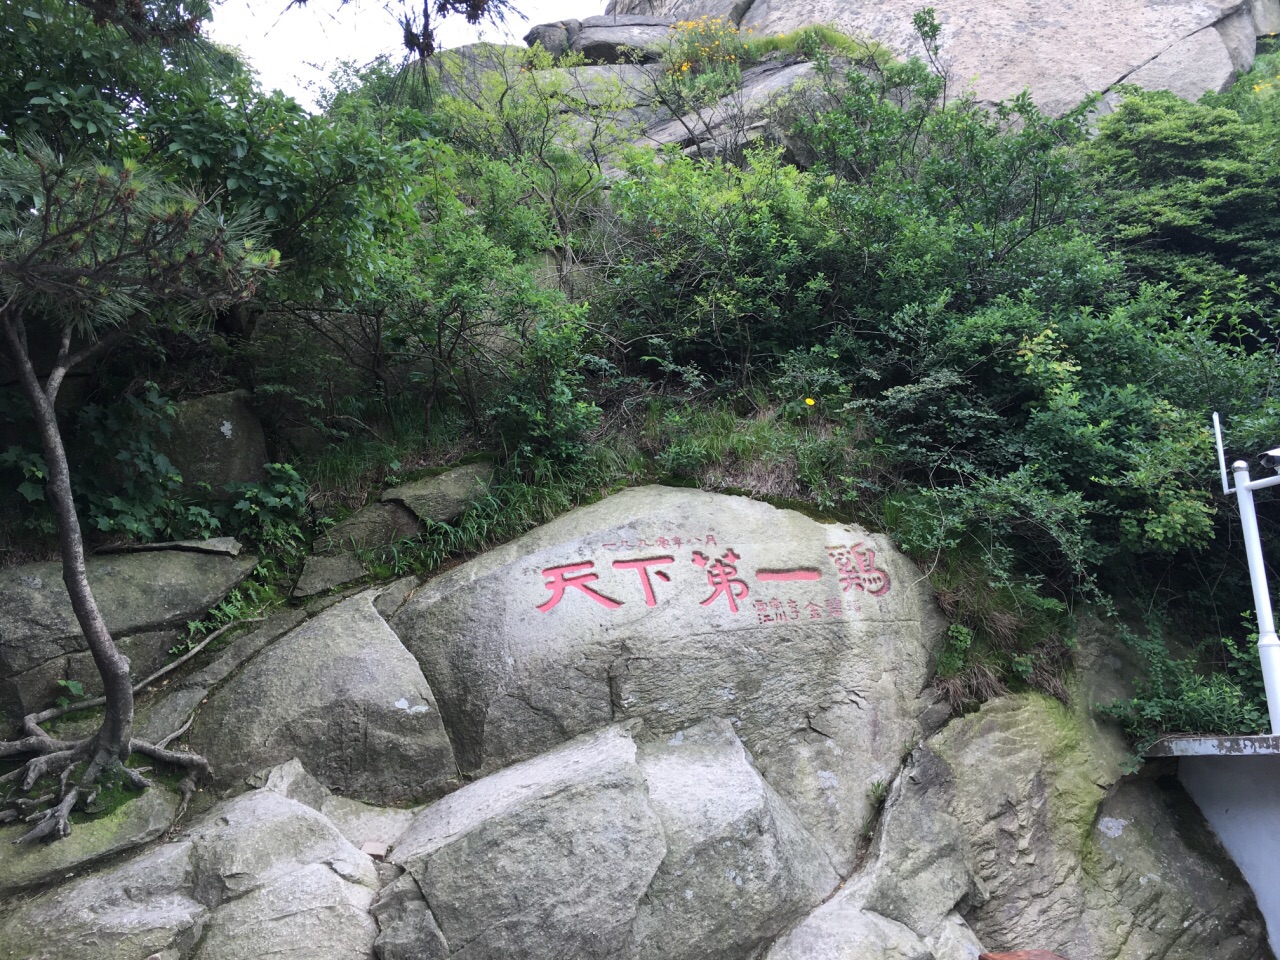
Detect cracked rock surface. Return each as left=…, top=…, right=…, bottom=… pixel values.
left=0, top=545, right=256, bottom=722
left=0, top=489, right=1272, bottom=960
left=389, top=485, right=944, bottom=875
left=188, top=593, right=457, bottom=805
left=604, top=0, right=1280, bottom=114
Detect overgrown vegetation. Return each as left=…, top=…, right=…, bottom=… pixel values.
left=1099, top=627, right=1270, bottom=750
left=4, top=3, right=1280, bottom=835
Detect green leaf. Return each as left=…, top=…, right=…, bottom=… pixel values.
left=57, top=679, right=85, bottom=697
left=17, top=480, right=44, bottom=502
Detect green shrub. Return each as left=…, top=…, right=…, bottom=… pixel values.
left=490, top=307, right=603, bottom=469
left=1084, top=86, right=1280, bottom=311
left=219, top=464, right=312, bottom=561
left=743, top=25, right=890, bottom=65
left=604, top=146, right=830, bottom=378
left=1100, top=628, right=1269, bottom=747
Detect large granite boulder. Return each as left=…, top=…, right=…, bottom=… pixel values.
left=188, top=592, right=458, bottom=804
left=631, top=718, right=839, bottom=960
left=193, top=863, right=377, bottom=960
left=524, top=18, right=582, bottom=57
left=762, top=745, right=989, bottom=960
left=379, top=462, right=493, bottom=525
left=318, top=501, right=421, bottom=555
left=0, top=542, right=257, bottom=723
left=183, top=787, right=379, bottom=960
left=377, top=723, right=668, bottom=960
left=765, top=899, right=979, bottom=960
left=292, top=551, right=368, bottom=599
left=293, top=464, right=491, bottom=599
left=0, top=787, right=178, bottom=898
left=760, top=692, right=1273, bottom=960
left=390, top=485, right=944, bottom=874
left=0, top=491, right=1270, bottom=960
left=164, top=389, right=269, bottom=498
left=1121, top=5, right=1257, bottom=104
left=374, top=719, right=837, bottom=960
left=570, top=14, right=674, bottom=63
left=0, top=779, right=379, bottom=960
left=0, top=841, right=209, bottom=960
left=182, top=787, right=377, bottom=901
left=870, top=695, right=1271, bottom=960
left=606, top=0, right=1280, bottom=114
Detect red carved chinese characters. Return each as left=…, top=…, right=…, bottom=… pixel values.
left=753, top=596, right=802, bottom=624
left=755, top=568, right=821, bottom=582
left=537, top=539, right=881, bottom=618
left=536, top=561, right=622, bottom=612
left=692, top=549, right=749, bottom=612
left=600, top=533, right=719, bottom=550
left=611, top=556, right=674, bottom=607
left=826, top=543, right=890, bottom=596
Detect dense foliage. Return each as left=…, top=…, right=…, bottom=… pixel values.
left=4, top=5, right=1280, bottom=749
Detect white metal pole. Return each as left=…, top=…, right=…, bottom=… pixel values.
left=1232, top=460, right=1280, bottom=734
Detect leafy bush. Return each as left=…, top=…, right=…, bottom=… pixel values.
left=604, top=146, right=830, bottom=378
left=76, top=385, right=220, bottom=542
left=743, top=25, right=891, bottom=64
left=3, top=385, right=219, bottom=542
left=1100, top=628, right=1268, bottom=747
left=219, top=464, right=312, bottom=561
left=490, top=309, right=602, bottom=468
left=1084, top=84, right=1280, bottom=311
left=784, top=56, right=1102, bottom=316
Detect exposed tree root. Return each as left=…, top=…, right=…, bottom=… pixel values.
left=1, top=728, right=211, bottom=844
left=0, top=617, right=258, bottom=842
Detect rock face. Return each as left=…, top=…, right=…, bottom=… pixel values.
left=188, top=593, right=458, bottom=804
left=630, top=718, right=839, bottom=960
left=920, top=696, right=1271, bottom=959
left=0, top=491, right=1272, bottom=960
left=569, top=14, right=674, bottom=63
left=0, top=781, right=378, bottom=960
left=379, top=724, right=669, bottom=960
left=0, top=543, right=257, bottom=722
left=0, top=787, right=178, bottom=898
left=292, top=551, right=368, bottom=598
left=604, top=0, right=1280, bottom=114
left=524, top=18, right=581, bottom=57
left=390, top=485, right=944, bottom=874
left=0, top=840, right=209, bottom=960
left=375, top=720, right=838, bottom=960
left=319, top=501, right=421, bottom=554
left=292, top=464, right=492, bottom=599
left=379, top=462, right=493, bottom=524
left=165, top=390, right=269, bottom=498
left=637, top=59, right=818, bottom=158
left=183, top=790, right=379, bottom=960
left=760, top=693, right=1273, bottom=960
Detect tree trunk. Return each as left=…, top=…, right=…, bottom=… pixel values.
left=0, top=310, right=134, bottom=764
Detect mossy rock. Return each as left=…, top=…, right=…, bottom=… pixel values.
left=0, top=786, right=178, bottom=898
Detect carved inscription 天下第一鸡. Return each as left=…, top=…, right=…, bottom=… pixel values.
left=535, top=538, right=890, bottom=617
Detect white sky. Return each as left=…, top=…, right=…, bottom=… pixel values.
left=206, top=0, right=607, bottom=110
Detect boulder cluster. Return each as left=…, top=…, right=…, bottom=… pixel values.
left=590, top=0, right=1280, bottom=113
left=0, top=488, right=1270, bottom=959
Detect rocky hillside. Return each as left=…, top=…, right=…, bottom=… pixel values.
left=6, top=4, right=1280, bottom=958
left=598, top=0, right=1280, bottom=112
